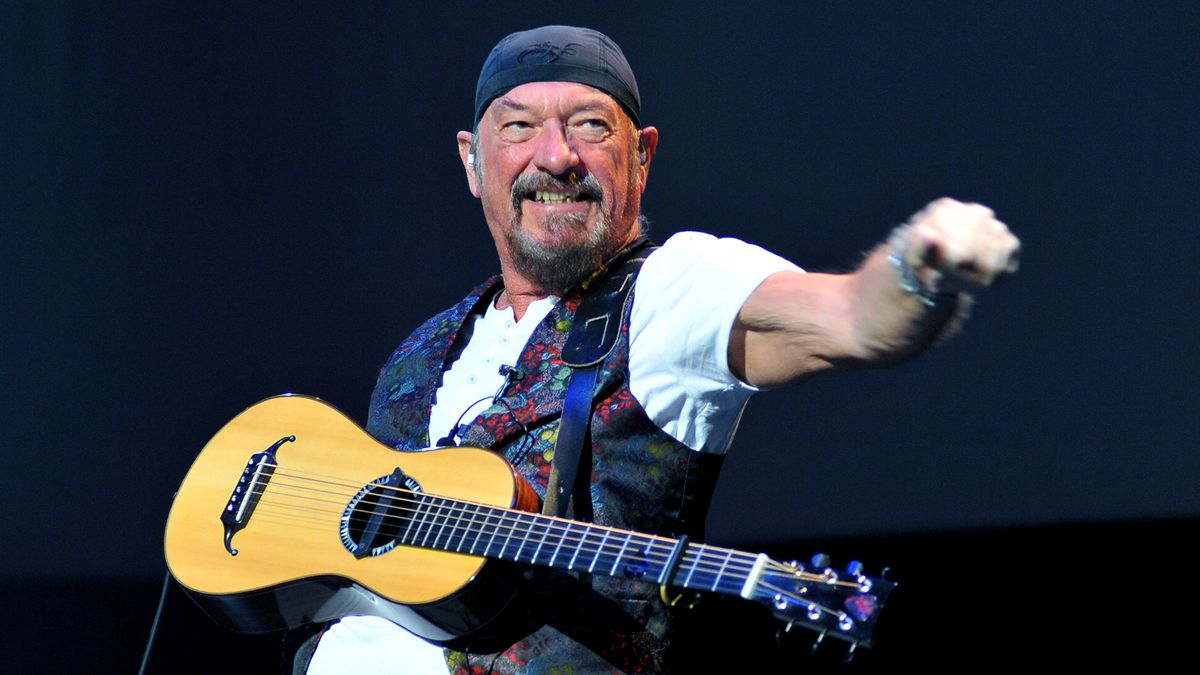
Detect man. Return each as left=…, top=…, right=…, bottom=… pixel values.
left=303, top=25, right=1020, bottom=674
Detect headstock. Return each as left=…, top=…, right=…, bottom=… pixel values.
left=751, top=553, right=896, bottom=655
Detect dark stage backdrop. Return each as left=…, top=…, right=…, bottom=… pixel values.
left=2, top=1, right=1197, bottom=670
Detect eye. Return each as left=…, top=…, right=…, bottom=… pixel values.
left=498, top=119, right=536, bottom=141
left=573, top=118, right=611, bottom=141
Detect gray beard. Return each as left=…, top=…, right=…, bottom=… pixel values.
left=505, top=208, right=616, bottom=294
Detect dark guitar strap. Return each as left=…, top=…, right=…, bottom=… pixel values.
left=543, top=239, right=655, bottom=519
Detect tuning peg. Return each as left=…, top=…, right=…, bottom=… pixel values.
left=811, top=552, right=831, bottom=568
left=810, top=631, right=826, bottom=654
left=846, top=560, right=864, bottom=577
left=842, top=641, right=858, bottom=664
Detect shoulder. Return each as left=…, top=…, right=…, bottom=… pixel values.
left=635, top=232, right=803, bottom=312
left=643, top=231, right=802, bottom=278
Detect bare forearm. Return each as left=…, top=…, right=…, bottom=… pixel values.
left=730, top=250, right=958, bottom=387
left=730, top=198, right=1020, bottom=388
left=845, top=244, right=964, bottom=364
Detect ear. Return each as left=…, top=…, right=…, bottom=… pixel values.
left=456, top=130, right=480, bottom=198
left=636, top=126, right=659, bottom=191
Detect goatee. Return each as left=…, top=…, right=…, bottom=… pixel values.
left=506, top=172, right=618, bottom=293
left=506, top=211, right=615, bottom=294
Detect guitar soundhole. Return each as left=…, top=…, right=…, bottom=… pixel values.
left=339, top=472, right=423, bottom=558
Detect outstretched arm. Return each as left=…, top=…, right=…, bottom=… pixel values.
left=729, top=198, right=1021, bottom=388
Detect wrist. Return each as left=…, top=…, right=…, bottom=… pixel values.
left=886, top=225, right=956, bottom=307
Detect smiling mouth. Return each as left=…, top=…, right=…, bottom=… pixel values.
left=526, top=190, right=592, bottom=204
left=512, top=171, right=604, bottom=212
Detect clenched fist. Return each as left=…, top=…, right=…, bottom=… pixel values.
left=893, top=197, right=1021, bottom=298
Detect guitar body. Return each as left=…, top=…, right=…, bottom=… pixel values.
left=164, top=394, right=541, bottom=648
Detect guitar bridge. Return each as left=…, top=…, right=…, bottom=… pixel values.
left=219, top=435, right=294, bottom=555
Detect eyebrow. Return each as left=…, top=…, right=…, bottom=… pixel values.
left=492, top=97, right=529, bottom=113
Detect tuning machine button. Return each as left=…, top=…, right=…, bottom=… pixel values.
left=772, top=593, right=789, bottom=610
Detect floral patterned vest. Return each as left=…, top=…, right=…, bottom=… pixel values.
left=367, top=266, right=726, bottom=673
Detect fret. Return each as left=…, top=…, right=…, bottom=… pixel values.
left=406, top=495, right=436, bottom=548
left=529, top=518, right=553, bottom=565
left=681, top=547, right=699, bottom=588
left=609, top=533, right=633, bottom=576
left=711, top=549, right=734, bottom=592
left=460, top=503, right=481, bottom=554
left=480, top=507, right=503, bottom=558
left=566, top=524, right=592, bottom=570
left=588, top=529, right=611, bottom=574
left=546, top=520, right=567, bottom=567
left=717, top=552, right=755, bottom=596
left=440, top=498, right=464, bottom=552
left=398, top=494, right=423, bottom=546
left=439, top=497, right=460, bottom=550
left=511, top=512, right=535, bottom=562
left=487, top=506, right=520, bottom=559
left=418, top=497, right=446, bottom=550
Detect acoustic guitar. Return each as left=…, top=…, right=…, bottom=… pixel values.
left=165, top=394, right=894, bottom=653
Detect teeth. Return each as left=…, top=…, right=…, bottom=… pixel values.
left=534, top=191, right=576, bottom=203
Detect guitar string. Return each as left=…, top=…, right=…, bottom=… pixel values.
left=248, top=460, right=781, bottom=576
left=249, top=493, right=764, bottom=588
left=253, top=471, right=763, bottom=578
left=243, top=470, right=856, bottom=588
left=754, top=579, right=847, bottom=620
left=255, top=468, right=732, bottom=565
left=251, top=470, right=857, bottom=586
left=244, top=495, right=858, bottom=624
left=246, top=503, right=854, bottom=627
left=253, top=463, right=739, bottom=568
left=237, top=461, right=853, bottom=585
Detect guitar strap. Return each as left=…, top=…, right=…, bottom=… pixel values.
left=543, top=239, right=656, bottom=519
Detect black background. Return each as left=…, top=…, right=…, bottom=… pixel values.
left=2, top=1, right=1196, bottom=671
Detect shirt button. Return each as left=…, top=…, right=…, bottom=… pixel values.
left=483, top=356, right=493, bottom=365
left=499, top=335, right=509, bottom=344
left=467, top=375, right=478, bottom=385
left=505, top=319, right=514, bottom=328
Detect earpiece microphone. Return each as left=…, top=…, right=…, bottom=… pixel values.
left=467, top=151, right=476, bottom=167
left=639, top=148, right=647, bottom=164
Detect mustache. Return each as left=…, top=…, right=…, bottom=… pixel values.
left=510, top=172, right=604, bottom=210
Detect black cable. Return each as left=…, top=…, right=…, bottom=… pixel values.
left=436, top=365, right=539, bottom=466
left=138, top=569, right=172, bottom=675
left=435, top=395, right=494, bottom=446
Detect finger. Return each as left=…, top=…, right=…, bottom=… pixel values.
left=1006, top=239, right=1022, bottom=274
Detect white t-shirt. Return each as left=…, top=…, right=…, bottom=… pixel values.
left=307, top=232, right=803, bottom=673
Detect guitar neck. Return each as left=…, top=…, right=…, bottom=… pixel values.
left=403, top=491, right=762, bottom=599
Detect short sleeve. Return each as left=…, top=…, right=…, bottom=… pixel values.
left=629, top=232, right=804, bottom=454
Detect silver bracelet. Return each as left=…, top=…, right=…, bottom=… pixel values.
left=887, top=225, right=948, bottom=307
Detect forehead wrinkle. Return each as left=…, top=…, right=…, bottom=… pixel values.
left=491, top=85, right=624, bottom=120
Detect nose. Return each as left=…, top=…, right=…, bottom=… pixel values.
left=531, top=121, right=580, bottom=176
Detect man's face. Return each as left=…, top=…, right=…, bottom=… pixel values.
left=458, top=81, right=658, bottom=293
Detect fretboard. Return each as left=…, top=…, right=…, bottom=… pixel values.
left=397, top=491, right=760, bottom=599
